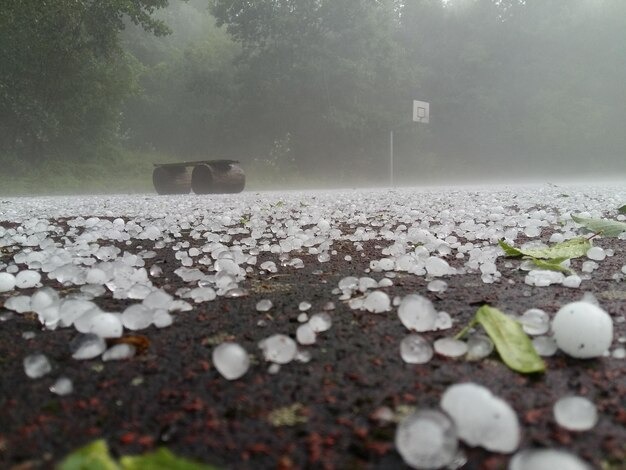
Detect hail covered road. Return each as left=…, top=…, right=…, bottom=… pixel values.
left=0, top=183, right=625, bottom=469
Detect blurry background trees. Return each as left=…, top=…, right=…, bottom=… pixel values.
left=1, top=0, right=625, bottom=191
left=0, top=0, right=170, bottom=161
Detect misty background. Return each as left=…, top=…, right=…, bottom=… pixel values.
left=1, top=0, right=625, bottom=193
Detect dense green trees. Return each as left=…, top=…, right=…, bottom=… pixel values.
left=0, top=0, right=170, bottom=160
left=1, top=0, right=625, bottom=187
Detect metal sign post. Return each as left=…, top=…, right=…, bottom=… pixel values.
left=389, top=100, right=429, bottom=187
left=390, top=130, right=394, bottom=187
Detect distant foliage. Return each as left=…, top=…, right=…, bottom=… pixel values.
left=2, top=0, right=626, bottom=183
left=0, top=0, right=170, bottom=161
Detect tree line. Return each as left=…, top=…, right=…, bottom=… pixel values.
left=1, top=0, right=625, bottom=183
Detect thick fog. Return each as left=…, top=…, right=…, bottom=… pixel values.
left=1, top=0, right=625, bottom=192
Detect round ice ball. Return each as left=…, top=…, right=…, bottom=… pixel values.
left=552, top=301, right=613, bottom=358
left=0, top=272, right=16, bottom=292
left=395, top=409, right=458, bottom=469
left=213, top=342, right=250, bottom=380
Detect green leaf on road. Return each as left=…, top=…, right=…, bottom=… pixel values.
left=530, top=257, right=572, bottom=274
left=59, top=441, right=217, bottom=470
left=456, top=306, right=546, bottom=374
left=120, top=448, right=215, bottom=470
left=57, top=439, right=120, bottom=470
left=498, top=240, right=523, bottom=257
left=572, top=214, right=626, bottom=237
left=498, top=237, right=590, bottom=260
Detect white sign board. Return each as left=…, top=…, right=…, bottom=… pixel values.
left=413, top=100, right=430, bottom=123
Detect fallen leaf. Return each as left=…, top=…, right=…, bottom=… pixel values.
left=456, top=306, right=545, bottom=374
left=571, top=215, right=626, bottom=237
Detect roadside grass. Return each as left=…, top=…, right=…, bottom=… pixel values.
left=0, top=151, right=368, bottom=196
left=0, top=150, right=162, bottom=196
left=0, top=150, right=482, bottom=196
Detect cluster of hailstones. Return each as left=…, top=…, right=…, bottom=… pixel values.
left=7, top=267, right=616, bottom=470
left=394, top=382, right=597, bottom=470
left=0, top=186, right=624, bottom=469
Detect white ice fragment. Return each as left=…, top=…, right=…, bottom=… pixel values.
left=317, top=252, right=330, bottom=262
left=338, top=276, right=359, bottom=291
left=295, top=349, right=312, bottom=363
left=70, top=333, right=106, bottom=360
left=434, top=311, right=453, bottom=331
left=170, top=300, right=193, bottom=312
left=102, top=343, right=136, bottom=362
left=434, top=338, right=468, bottom=358
left=532, top=336, right=558, bottom=357
left=359, top=277, right=379, bottom=292
left=612, top=347, right=625, bottom=359
left=224, top=287, right=248, bottom=298
left=30, top=287, right=59, bottom=313
left=23, top=353, right=52, bottom=378
left=142, top=289, right=173, bottom=309
left=121, top=304, right=154, bottom=331
left=440, top=382, right=520, bottom=453
left=308, top=312, right=332, bottom=332
left=149, top=264, right=163, bottom=277
left=376, top=258, right=395, bottom=271
left=425, top=257, right=451, bottom=277
left=509, top=449, right=591, bottom=470
left=466, top=334, right=494, bottom=361
left=187, top=287, right=217, bottom=303
left=5, top=295, right=32, bottom=313
left=581, top=261, right=598, bottom=273
left=259, top=334, right=297, bottom=364
left=212, top=342, right=250, bottom=380
left=552, top=301, right=613, bottom=358
left=525, top=270, right=564, bottom=287
left=256, top=299, right=273, bottom=312
left=549, top=233, right=565, bottom=243
left=363, top=290, right=391, bottom=313
left=519, top=308, right=550, bottom=335
left=296, top=323, right=316, bottom=345
left=153, top=309, right=173, bottom=328
left=86, top=268, right=108, bottom=285
left=89, top=312, right=123, bottom=338
left=553, top=396, right=598, bottom=431
left=395, top=410, right=458, bottom=469
left=0, top=272, right=17, bottom=292
left=427, top=279, right=448, bottom=293
left=50, top=376, right=73, bottom=395
left=15, top=270, right=41, bottom=288
left=127, top=283, right=152, bottom=300
left=563, top=275, right=582, bottom=288
left=260, top=260, right=277, bottom=272
left=586, top=246, right=605, bottom=261
left=400, top=334, right=434, bottom=364
left=398, top=294, right=437, bottom=332
left=73, top=308, right=101, bottom=333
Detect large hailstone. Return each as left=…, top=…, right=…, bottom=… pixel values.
left=509, top=449, right=591, bottom=470
left=398, top=294, right=438, bottom=332
left=440, top=382, right=520, bottom=453
left=552, top=301, right=613, bottom=358
left=395, top=409, right=458, bottom=469
left=212, top=342, right=250, bottom=380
